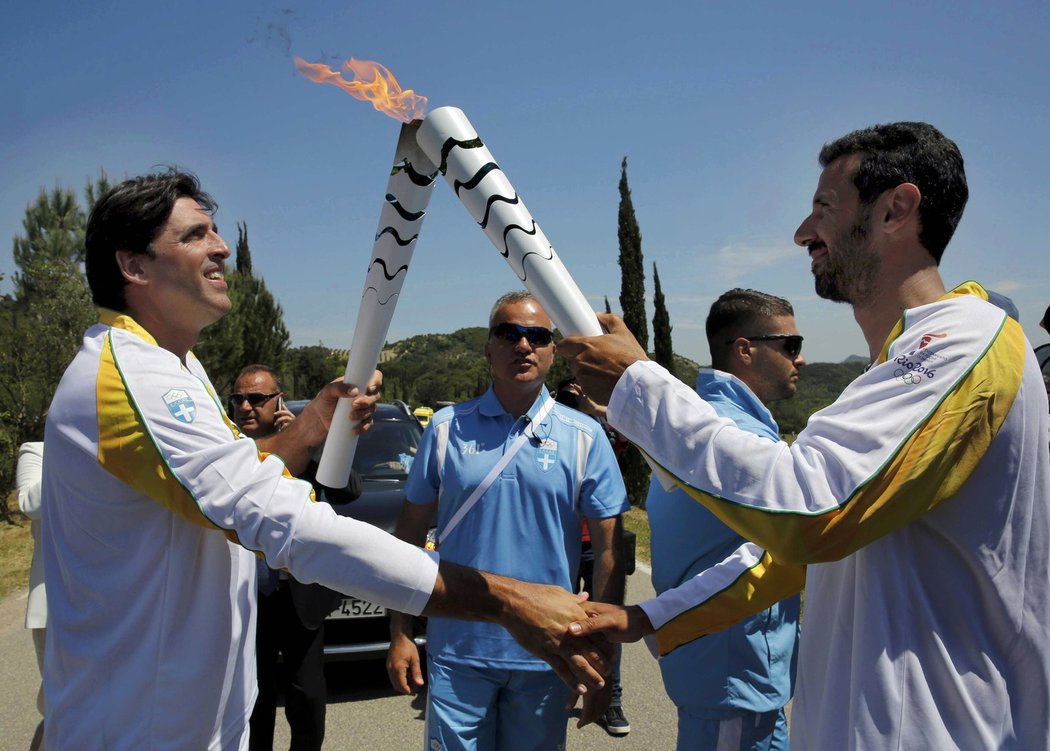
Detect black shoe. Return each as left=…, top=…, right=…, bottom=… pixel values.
left=600, top=705, right=631, bottom=736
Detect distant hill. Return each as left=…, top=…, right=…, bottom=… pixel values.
left=769, top=359, right=867, bottom=434
left=378, top=327, right=864, bottom=430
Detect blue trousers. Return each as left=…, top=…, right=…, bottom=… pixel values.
left=425, top=654, right=571, bottom=751
left=676, top=706, right=789, bottom=751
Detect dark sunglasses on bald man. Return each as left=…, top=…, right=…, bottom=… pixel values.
left=488, top=322, right=555, bottom=347
left=728, top=334, right=804, bottom=359
left=228, top=391, right=280, bottom=410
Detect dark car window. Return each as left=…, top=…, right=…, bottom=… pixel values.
left=352, top=419, right=421, bottom=479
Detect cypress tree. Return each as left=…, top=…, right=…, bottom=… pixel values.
left=235, top=222, right=252, bottom=276
left=652, top=262, right=675, bottom=377
left=195, top=222, right=289, bottom=394
left=617, top=157, right=648, bottom=351
left=614, top=158, right=651, bottom=505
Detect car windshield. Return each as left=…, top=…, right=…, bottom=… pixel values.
left=351, top=419, right=421, bottom=479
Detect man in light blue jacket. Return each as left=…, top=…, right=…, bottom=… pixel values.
left=646, top=288, right=804, bottom=750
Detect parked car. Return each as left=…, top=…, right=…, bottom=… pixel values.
left=287, top=399, right=432, bottom=661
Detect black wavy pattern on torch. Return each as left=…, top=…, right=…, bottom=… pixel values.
left=368, top=257, right=409, bottom=281
left=454, top=162, right=500, bottom=196
left=375, top=227, right=419, bottom=246
left=363, top=287, right=401, bottom=306
left=479, top=191, right=520, bottom=229
left=437, top=136, right=484, bottom=175
left=386, top=193, right=425, bottom=221
left=498, top=220, right=555, bottom=282
left=392, top=160, right=438, bottom=187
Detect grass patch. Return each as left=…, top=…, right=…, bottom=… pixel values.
left=0, top=493, right=33, bottom=600
left=623, top=506, right=650, bottom=564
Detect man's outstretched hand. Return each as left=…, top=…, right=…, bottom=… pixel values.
left=569, top=601, right=656, bottom=645
left=558, top=313, right=649, bottom=406
left=425, top=563, right=612, bottom=715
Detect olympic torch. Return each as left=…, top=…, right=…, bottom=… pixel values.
left=415, top=107, right=602, bottom=338
left=315, top=122, right=437, bottom=488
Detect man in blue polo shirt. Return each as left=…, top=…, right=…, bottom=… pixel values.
left=387, top=290, right=630, bottom=751
left=646, top=288, right=803, bottom=750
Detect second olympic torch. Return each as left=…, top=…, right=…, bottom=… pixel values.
left=315, top=122, right=438, bottom=489
left=415, top=107, right=603, bottom=338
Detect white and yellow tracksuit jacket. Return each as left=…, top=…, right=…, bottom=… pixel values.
left=41, top=310, right=438, bottom=751
left=610, top=283, right=1050, bottom=750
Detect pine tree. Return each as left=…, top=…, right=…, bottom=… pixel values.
left=617, top=157, right=648, bottom=351
left=652, top=262, right=676, bottom=377
left=1, top=180, right=99, bottom=511
left=12, top=187, right=86, bottom=296
left=614, top=158, right=651, bottom=506
left=85, top=171, right=112, bottom=214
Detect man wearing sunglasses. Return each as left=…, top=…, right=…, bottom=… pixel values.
left=230, top=364, right=354, bottom=751
left=561, top=123, right=1049, bottom=749
left=387, top=291, right=630, bottom=751
left=41, top=172, right=610, bottom=751
left=229, top=370, right=294, bottom=438
left=645, top=288, right=804, bottom=750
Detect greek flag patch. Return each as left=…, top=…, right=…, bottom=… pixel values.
left=163, top=389, right=197, bottom=424
left=535, top=438, right=558, bottom=472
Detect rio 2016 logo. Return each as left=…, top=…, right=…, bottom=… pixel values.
left=894, top=355, right=935, bottom=383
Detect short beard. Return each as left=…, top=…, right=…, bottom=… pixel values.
left=814, top=208, right=880, bottom=306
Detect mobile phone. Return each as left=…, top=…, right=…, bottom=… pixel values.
left=277, top=395, right=286, bottom=411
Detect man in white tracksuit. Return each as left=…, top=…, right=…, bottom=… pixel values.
left=561, top=122, right=1050, bottom=750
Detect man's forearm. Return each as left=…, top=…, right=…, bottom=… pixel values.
left=592, top=550, right=625, bottom=607
left=423, top=561, right=515, bottom=622
left=589, top=517, right=626, bottom=606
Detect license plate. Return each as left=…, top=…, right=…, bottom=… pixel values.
left=329, top=597, right=387, bottom=620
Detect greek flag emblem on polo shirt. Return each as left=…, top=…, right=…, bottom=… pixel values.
left=163, top=389, right=197, bottom=424
left=535, top=438, right=558, bottom=473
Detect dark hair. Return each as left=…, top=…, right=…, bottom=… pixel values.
left=85, top=168, right=217, bottom=311
left=233, top=364, right=283, bottom=393
left=706, top=288, right=794, bottom=365
left=818, top=122, right=967, bottom=263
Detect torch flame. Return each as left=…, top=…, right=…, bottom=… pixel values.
left=294, top=56, right=427, bottom=123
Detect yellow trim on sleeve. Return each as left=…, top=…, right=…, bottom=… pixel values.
left=95, top=331, right=228, bottom=533
left=657, top=316, right=1024, bottom=565
left=656, top=549, right=805, bottom=656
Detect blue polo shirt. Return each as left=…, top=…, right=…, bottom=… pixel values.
left=646, top=368, right=800, bottom=713
left=407, top=386, right=629, bottom=669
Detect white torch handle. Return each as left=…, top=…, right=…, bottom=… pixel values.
left=316, top=121, right=437, bottom=488
left=415, top=106, right=602, bottom=337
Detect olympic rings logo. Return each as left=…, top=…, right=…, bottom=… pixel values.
left=894, top=369, right=923, bottom=385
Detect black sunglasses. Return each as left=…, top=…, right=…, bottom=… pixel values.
left=228, top=391, right=280, bottom=409
left=489, top=323, right=554, bottom=347
left=727, top=334, right=804, bottom=359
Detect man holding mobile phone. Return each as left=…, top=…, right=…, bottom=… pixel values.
left=230, top=364, right=343, bottom=751
left=229, top=367, right=293, bottom=436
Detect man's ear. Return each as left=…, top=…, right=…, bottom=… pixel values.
left=881, top=183, right=921, bottom=233
left=729, top=337, right=753, bottom=366
left=114, top=249, right=150, bottom=287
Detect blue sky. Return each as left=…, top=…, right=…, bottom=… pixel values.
left=2, top=0, right=1048, bottom=364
